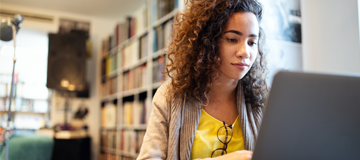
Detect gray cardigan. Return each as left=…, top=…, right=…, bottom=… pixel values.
left=137, top=82, right=262, bottom=160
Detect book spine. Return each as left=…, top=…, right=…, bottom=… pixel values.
left=152, top=0, right=158, bottom=23
left=130, top=17, right=136, bottom=38
left=152, top=28, right=158, bottom=52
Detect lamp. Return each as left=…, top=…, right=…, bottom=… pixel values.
left=0, top=14, right=23, bottom=160
left=0, top=14, right=23, bottom=41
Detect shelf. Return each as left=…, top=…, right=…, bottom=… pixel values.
left=138, top=86, right=148, bottom=93
left=122, top=86, right=148, bottom=97
left=109, top=46, right=119, bottom=55
left=119, top=151, right=139, bottom=158
left=122, top=90, right=134, bottom=97
left=100, top=127, right=117, bottom=130
left=0, top=111, right=47, bottom=115
left=116, top=9, right=177, bottom=50
left=0, top=96, right=49, bottom=101
left=102, top=46, right=119, bottom=59
left=152, top=48, right=167, bottom=59
left=101, top=93, right=119, bottom=101
left=122, top=56, right=148, bottom=73
left=100, top=3, right=182, bottom=160
left=139, top=57, right=148, bottom=65
left=105, top=9, right=178, bottom=55
left=152, top=9, right=179, bottom=28
left=118, top=26, right=151, bottom=49
left=118, top=124, right=147, bottom=130
left=101, top=147, right=117, bottom=153
left=107, top=70, right=119, bottom=78
left=101, top=147, right=139, bottom=158
left=152, top=81, right=163, bottom=89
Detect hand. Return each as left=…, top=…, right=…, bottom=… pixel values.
left=204, top=150, right=253, bottom=160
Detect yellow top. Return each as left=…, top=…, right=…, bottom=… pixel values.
left=190, top=109, right=245, bottom=159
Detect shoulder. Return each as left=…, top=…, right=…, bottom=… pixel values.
left=153, top=82, right=171, bottom=106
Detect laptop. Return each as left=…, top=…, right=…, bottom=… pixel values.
left=252, top=71, right=360, bottom=160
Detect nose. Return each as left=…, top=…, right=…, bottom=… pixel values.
left=236, top=42, right=250, bottom=59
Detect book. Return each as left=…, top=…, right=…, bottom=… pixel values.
left=116, top=23, right=125, bottom=46
left=152, top=56, right=166, bottom=83
left=101, top=102, right=117, bottom=128
left=139, top=34, right=148, bottom=59
left=152, top=28, right=158, bottom=52
left=130, top=17, right=136, bottom=38
left=152, top=0, right=158, bottom=23
left=106, top=56, right=112, bottom=76
left=122, top=98, right=150, bottom=125
left=123, top=101, right=133, bottom=125
left=135, top=7, right=148, bottom=35
left=120, top=130, right=146, bottom=154
left=157, top=0, right=177, bottom=20
left=116, top=51, right=121, bottom=70
left=100, top=130, right=117, bottom=149
left=123, top=40, right=140, bottom=68
left=164, top=19, right=173, bottom=47
left=153, top=19, right=174, bottom=53
left=134, top=64, right=147, bottom=89
left=101, top=58, right=106, bottom=81
left=110, top=77, right=118, bottom=95
left=122, top=71, right=129, bottom=91
left=156, top=24, right=164, bottom=52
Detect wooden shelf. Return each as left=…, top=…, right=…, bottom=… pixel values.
left=101, top=147, right=140, bottom=158
left=101, top=147, right=117, bottom=153
left=119, top=151, right=139, bottom=158
left=118, top=124, right=148, bottom=130
left=121, top=86, right=148, bottom=97
left=152, top=49, right=167, bottom=59
left=101, top=93, right=119, bottom=101
left=108, top=70, right=119, bottom=78
left=109, top=46, right=119, bottom=55
left=138, top=57, right=148, bottom=65
left=0, top=111, right=47, bottom=115
left=119, top=27, right=151, bottom=49
left=122, top=56, right=148, bottom=73
left=100, top=127, right=117, bottom=130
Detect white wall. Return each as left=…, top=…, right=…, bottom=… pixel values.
left=0, top=3, right=119, bottom=160
left=301, top=0, right=360, bottom=75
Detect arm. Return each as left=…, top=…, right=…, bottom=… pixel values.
left=201, top=151, right=253, bottom=160
left=137, top=84, right=170, bottom=160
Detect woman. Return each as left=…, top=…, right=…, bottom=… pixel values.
left=138, top=0, right=268, bottom=159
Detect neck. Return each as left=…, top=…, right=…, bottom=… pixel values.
left=206, top=76, right=239, bottom=107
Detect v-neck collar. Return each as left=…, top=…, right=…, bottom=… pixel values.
left=201, top=108, right=239, bottom=127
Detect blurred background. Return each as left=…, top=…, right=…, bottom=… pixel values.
left=0, top=0, right=359, bottom=160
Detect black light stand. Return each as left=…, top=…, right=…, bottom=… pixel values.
left=0, top=15, right=23, bottom=160
left=63, top=91, right=73, bottom=128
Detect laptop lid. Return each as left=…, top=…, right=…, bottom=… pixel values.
left=252, top=71, right=360, bottom=160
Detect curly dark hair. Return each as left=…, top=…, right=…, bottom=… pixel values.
left=165, top=0, right=269, bottom=110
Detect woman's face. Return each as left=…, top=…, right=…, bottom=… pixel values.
left=218, top=11, right=259, bottom=80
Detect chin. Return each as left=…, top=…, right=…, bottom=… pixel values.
left=231, top=74, right=246, bottom=80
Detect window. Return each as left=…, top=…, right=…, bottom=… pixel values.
left=0, top=27, right=49, bottom=129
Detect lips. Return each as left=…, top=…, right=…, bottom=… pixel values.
left=231, top=63, right=249, bottom=70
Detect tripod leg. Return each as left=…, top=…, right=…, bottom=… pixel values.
left=5, top=132, right=9, bottom=160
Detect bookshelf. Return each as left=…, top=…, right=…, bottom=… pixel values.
left=99, top=0, right=181, bottom=159
left=0, top=81, right=50, bottom=131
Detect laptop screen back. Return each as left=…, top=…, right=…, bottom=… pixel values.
left=252, top=71, right=360, bottom=160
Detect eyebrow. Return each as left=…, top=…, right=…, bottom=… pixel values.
left=224, top=30, right=258, bottom=37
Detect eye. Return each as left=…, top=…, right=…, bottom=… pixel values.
left=248, top=41, right=257, bottom=46
left=227, top=38, right=237, bottom=43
